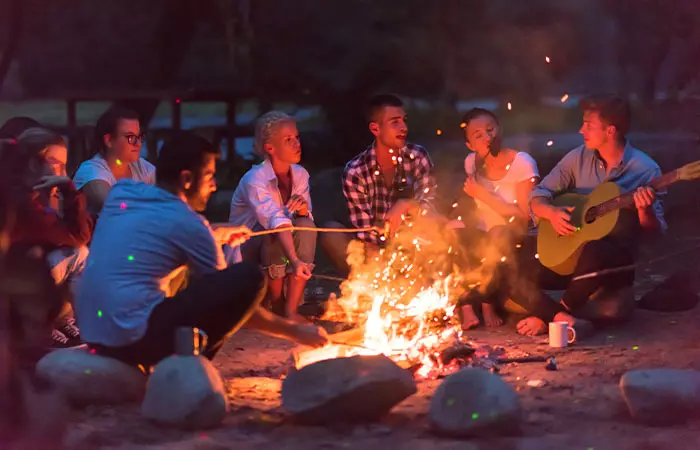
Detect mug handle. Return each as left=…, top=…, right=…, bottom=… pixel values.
left=567, top=326, right=577, bottom=344
left=194, top=328, right=208, bottom=354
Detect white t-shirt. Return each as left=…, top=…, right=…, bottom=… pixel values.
left=76, top=180, right=226, bottom=347
left=464, top=151, right=539, bottom=232
left=73, top=154, right=156, bottom=190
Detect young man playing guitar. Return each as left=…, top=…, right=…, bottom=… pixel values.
left=516, top=95, right=666, bottom=336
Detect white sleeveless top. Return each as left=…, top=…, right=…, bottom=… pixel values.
left=464, top=151, right=539, bottom=233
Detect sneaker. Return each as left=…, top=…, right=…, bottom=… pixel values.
left=49, top=328, right=83, bottom=350
left=58, top=318, right=81, bottom=341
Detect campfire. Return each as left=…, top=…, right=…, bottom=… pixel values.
left=296, top=213, right=494, bottom=379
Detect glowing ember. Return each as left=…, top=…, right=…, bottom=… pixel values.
left=506, top=102, right=512, bottom=111
left=545, top=56, right=551, bottom=63
left=547, top=140, right=554, bottom=147
left=560, top=94, right=569, bottom=103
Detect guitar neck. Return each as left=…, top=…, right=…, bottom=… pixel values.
left=595, top=170, right=678, bottom=214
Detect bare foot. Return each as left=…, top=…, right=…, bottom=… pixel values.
left=460, top=305, right=480, bottom=330
left=516, top=316, right=547, bottom=336
left=482, top=303, right=504, bottom=327
left=287, top=312, right=313, bottom=324
left=553, top=312, right=594, bottom=341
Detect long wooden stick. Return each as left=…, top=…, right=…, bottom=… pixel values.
left=572, top=243, right=700, bottom=281
left=249, top=225, right=379, bottom=238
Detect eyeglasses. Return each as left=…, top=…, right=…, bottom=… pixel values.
left=122, top=133, right=146, bottom=145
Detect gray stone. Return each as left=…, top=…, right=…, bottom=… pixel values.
left=429, top=368, right=522, bottom=437
left=620, top=368, right=700, bottom=425
left=282, top=354, right=417, bottom=424
left=35, top=348, right=146, bottom=407
left=142, top=355, right=228, bottom=429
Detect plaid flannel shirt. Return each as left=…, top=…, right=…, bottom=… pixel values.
left=342, top=142, right=436, bottom=245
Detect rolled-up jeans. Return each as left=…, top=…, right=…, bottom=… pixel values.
left=46, top=246, right=89, bottom=324
left=241, top=217, right=317, bottom=279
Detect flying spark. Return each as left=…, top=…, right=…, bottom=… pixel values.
left=545, top=56, right=551, bottom=63
left=560, top=94, right=569, bottom=103
left=547, top=140, right=554, bottom=147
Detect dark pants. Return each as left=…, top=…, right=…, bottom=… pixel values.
left=458, top=231, right=637, bottom=323
left=515, top=235, right=636, bottom=322
left=90, top=262, right=266, bottom=368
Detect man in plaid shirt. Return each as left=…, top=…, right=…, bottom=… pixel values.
left=320, top=94, right=437, bottom=275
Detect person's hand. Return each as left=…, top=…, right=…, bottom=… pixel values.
left=384, top=199, right=413, bottom=235
left=291, top=258, right=312, bottom=280
left=633, top=186, right=656, bottom=210
left=213, top=225, right=251, bottom=247
left=33, top=176, right=72, bottom=191
left=463, top=176, right=485, bottom=199
left=548, top=205, right=576, bottom=236
left=292, top=324, right=329, bottom=348
left=287, top=195, right=309, bottom=216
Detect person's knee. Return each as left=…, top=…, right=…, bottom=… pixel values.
left=577, top=286, right=635, bottom=323
left=319, top=221, right=349, bottom=250
left=294, top=216, right=316, bottom=230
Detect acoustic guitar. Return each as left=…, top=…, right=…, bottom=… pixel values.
left=537, top=160, right=700, bottom=275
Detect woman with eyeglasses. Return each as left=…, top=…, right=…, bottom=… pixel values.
left=73, top=106, right=156, bottom=215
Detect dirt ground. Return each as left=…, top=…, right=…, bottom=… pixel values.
left=62, top=215, right=700, bottom=450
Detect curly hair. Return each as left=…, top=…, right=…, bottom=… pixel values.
left=253, top=111, right=295, bottom=159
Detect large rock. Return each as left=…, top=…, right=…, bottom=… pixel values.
left=142, top=355, right=228, bottom=429
left=282, top=354, right=417, bottom=424
left=430, top=368, right=522, bottom=437
left=620, top=368, right=700, bottom=425
left=35, top=348, right=147, bottom=407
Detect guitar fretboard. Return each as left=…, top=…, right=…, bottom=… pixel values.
left=589, top=170, right=679, bottom=219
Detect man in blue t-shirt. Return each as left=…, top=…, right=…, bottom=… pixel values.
left=76, top=132, right=328, bottom=368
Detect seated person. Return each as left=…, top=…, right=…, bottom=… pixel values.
left=0, top=116, right=41, bottom=142
left=1, top=128, right=92, bottom=348
left=453, top=108, right=540, bottom=330
left=516, top=95, right=665, bottom=336
left=229, top=111, right=316, bottom=322
left=73, top=106, right=155, bottom=215
left=321, top=94, right=437, bottom=275
left=75, top=132, right=327, bottom=369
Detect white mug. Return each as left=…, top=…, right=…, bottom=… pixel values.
left=548, top=321, right=576, bottom=348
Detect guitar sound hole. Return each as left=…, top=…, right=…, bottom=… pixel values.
left=584, top=208, right=597, bottom=224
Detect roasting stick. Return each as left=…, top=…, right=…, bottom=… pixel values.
left=572, top=243, right=700, bottom=281
left=248, top=225, right=381, bottom=238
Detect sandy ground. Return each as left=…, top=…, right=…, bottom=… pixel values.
left=59, top=214, right=700, bottom=450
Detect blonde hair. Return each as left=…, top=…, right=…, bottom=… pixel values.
left=253, top=111, right=295, bottom=159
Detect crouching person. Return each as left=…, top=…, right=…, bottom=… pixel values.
left=75, top=132, right=327, bottom=370
left=229, top=111, right=316, bottom=322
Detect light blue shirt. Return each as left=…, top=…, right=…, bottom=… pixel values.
left=228, top=159, right=313, bottom=229
left=76, top=180, right=226, bottom=347
left=73, top=154, right=156, bottom=190
left=530, top=143, right=666, bottom=230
